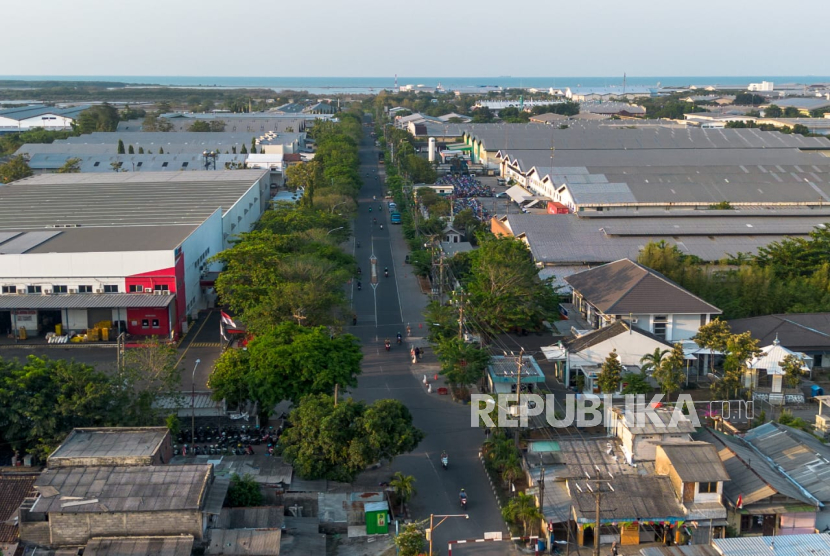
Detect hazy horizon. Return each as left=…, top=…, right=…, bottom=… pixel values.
left=5, top=0, right=829, bottom=77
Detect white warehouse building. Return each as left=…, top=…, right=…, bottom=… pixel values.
left=0, top=170, right=269, bottom=340
left=0, top=105, right=90, bottom=132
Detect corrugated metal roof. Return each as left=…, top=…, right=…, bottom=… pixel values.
left=714, top=533, right=830, bottom=556
left=216, top=507, right=285, bottom=530
left=728, top=313, right=830, bottom=352
left=84, top=536, right=194, bottom=556
left=694, top=428, right=816, bottom=507
left=743, top=422, right=830, bottom=503
left=571, top=475, right=684, bottom=522
left=206, top=529, right=281, bottom=555
left=0, top=170, right=266, bottom=230
left=658, top=443, right=730, bottom=482
left=49, top=427, right=169, bottom=461
left=640, top=546, right=719, bottom=556
left=33, top=465, right=211, bottom=514
left=0, top=293, right=175, bottom=309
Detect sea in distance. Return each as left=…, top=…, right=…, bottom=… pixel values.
left=3, top=75, right=830, bottom=95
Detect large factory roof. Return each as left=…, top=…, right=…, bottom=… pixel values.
left=499, top=211, right=830, bottom=265
left=0, top=170, right=267, bottom=231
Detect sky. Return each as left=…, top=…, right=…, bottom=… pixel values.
left=4, top=0, right=830, bottom=77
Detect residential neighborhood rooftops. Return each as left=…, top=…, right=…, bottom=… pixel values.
left=657, top=443, right=730, bottom=483
left=563, top=321, right=672, bottom=353
left=564, top=259, right=722, bottom=315
left=48, top=427, right=169, bottom=466
left=83, top=536, right=195, bottom=556
left=206, top=529, right=281, bottom=555
left=693, top=428, right=817, bottom=509
left=742, top=422, right=830, bottom=503
left=614, top=407, right=698, bottom=436
left=713, top=534, right=830, bottom=556
left=571, top=475, right=684, bottom=523
left=728, top=313, right=830, bottom=352
left=32, top=465, right=212, bottom=514
left=0, top=472, right=38, bottom=543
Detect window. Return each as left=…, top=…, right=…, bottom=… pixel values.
left=699, top=482, right=717, bottom=493
left=653, top=315, right=668, bottom=339
left=52, top=285, right=67, bottom=294
left=142, top=319, right=149, bottom=329
left=162, top=162, right=168, bottom=168
left=27, top=285, right=42, bottom=294
left=79, top=285, right=92, bottom=293
left=129, top=285, right=143, bottom=292
left=136, top=161, right=143, bottom=167
left=153, top=284, right=169, bottom=292
left=93, top=161, right=100, bottom=167
left=152, top=319, right=160, bottom=328
left=1, top=285, right=16, bottom=294
left=103, top=284, right=118, bottom=293
left=181, top=162, right=188, bottom=168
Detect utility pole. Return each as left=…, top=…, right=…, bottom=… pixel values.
left=593, top=483, right=602, bottom=556
left=457, top=291, right=464, bottom=340
left=514, top=348, right=525, bottom=447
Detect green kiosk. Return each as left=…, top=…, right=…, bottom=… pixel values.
left=364, top=501, right=390, bottom=535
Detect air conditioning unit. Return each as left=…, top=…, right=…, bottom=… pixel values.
left=69, top=288, right=78, bottom=294
left=144, top=287, right=153, bottom=293
left=42, top=289, right=51, bottom=295
left=630, top=317, right=639, bottom=324
left=95, top=289, right=103, bottom=294
left=17, top=290, right=25, bottom=295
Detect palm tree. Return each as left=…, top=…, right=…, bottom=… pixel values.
left=640, top=347, right=669, bottom=376
left=390, top=472, right=416, bottom=515
left=501, top=492, right=542, bottom=538
left=501, top=455, right=523, bottom=493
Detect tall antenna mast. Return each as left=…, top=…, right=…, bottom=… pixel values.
left=623, top=73, right=627, bottom=95
left=394, top=74, right=398, bottom=90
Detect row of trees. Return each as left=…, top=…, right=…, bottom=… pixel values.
left=0, top=339, right=180, bottom=459
left=725, top=119, right=815, bottom=137
left=638, top=232, right=830, bottom=319
left=208, top=110, right=425, bottom=481
left=498, top=102, right=581, bottom=123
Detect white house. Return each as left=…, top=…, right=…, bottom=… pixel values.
left=542, top=321, right=682, bottom=390
left=0, top=105, right=90, bottom=132
left=564, top=259, right=722, bottom=342
left=612, top=406, right=697, bottom=463
left=746, top=335, right=811, bottom=405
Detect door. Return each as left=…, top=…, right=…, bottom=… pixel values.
left=0, top=311, right=11, bottom=336
left=763, top=514, right=776, bottom=536
left=87, top=308, right=112, bottom=329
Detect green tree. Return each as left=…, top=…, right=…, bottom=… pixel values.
left=138, top=146, right=144, bottom=154
left=435, top=337, right=491, bottom=388
left=158, top=147, right=164, bottom=154
left=653, top=342, right=685, bottom=402
left=465, top=235, right=559, bottom=335
left=395, top=522, right=427, bottom=556
left=246, top=321, right=362, bottom=408
left=501, top=493, right=542, bottom=538
left=142, top=114, right=174, bottom=132
left=120, top=337, right=182, bottom=420
left=281, top=394, right=424, bottom=482
left=117, top=139, right=125, bottom=154
left=187, top=120, right=211, bottom=132
left=128, top=144, right=134, bottom=154
left=226, top=473, right=263, bottom=507
left=765, top=104, right=783, bottom=117
left=781, top=354, right=805, bottom=389
left=120, top=105, right=146, bottom=120
left=390, top=472, right=416, bottom=515
left=240, top=143, right=248, bottom=154
left=166, top=414, right=180, bottom=438
left=0, top=155, right=33, bottom=183
left=404, top=154, right=436, bottom=183
left=715, top=331, right=761, bottom=399
left=76, top=104, right=120, bottom=133
left=694, top=318, right=731, bottom=374
left=621, top=372, right=653, bottom=395
left=210, top=120, right=225, bottom=132
left=471, top=106, right=495, bottom=123
left=207, top=348, right=252, bottom=409
left=57, top=157, right=81, bottom=173
left=783, top=106, right=801, bottom=118
left=597, top=350, right=622, bottom=393
left=639, top=347, right=669, bottom=376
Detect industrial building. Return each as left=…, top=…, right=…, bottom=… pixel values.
left=0, top=104, right=90, bottom=132
left=496, top=126, right=830, bottom=210
left=0, top=170, right=269, bottom=340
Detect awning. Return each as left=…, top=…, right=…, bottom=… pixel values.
left=203, top=477, right=231, bottom=515
left=0, top=293, right=175, bottom=310
left=541, top=345, right=568, bottom=361
left=505, top=184, right=531, bottom=204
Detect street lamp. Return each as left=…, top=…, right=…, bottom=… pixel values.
left=191, top=359, right=201, bottom=445
left=202, top=150, right=218, bottom=170
left=326, top=226, right=345, bottom=236
left=428, top=514, right=469, bottom=556
left=330, top=201, right=349, bottom=214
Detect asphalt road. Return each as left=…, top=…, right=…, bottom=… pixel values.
left=348, top=121, right=515, bottom=556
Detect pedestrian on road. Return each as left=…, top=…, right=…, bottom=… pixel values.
left=611, top=541, right=618, bottom=556
left=414, top=347, right=421, bottom=360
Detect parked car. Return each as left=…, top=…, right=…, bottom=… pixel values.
left=390, top=212, right=402, bottom=224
